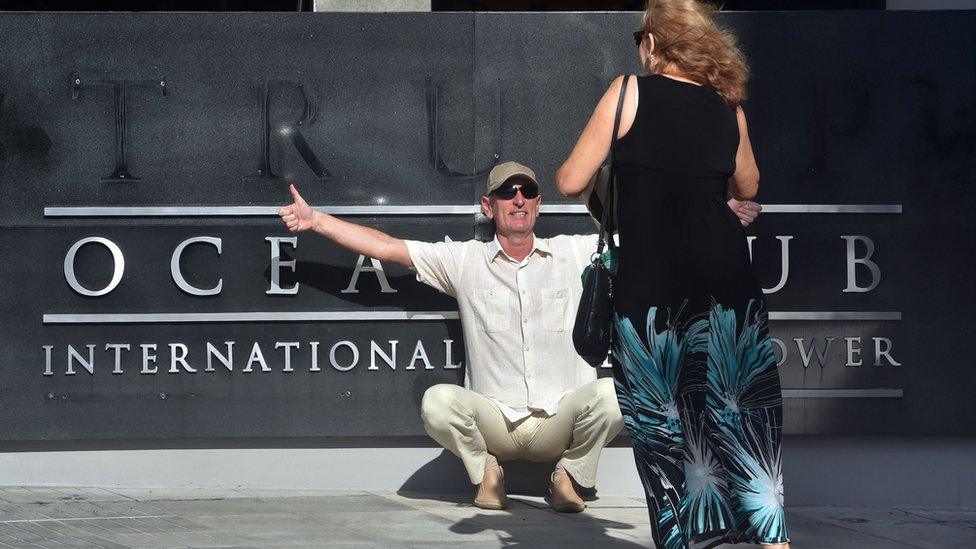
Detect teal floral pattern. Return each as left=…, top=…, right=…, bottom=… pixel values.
left=612, top=299, right=789, bottom=548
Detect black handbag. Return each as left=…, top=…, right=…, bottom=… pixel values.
left=573, top=75, right=631, bottom=367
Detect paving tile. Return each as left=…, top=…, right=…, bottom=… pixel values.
left=450, top=521, right=650, bottom=548
left=101, top=487, right=246, bottom=502
left=782, top=512, right=923, bottom=549
left=231, top=488, right=369, bottom=499
left=791, top=506, right=939, bottom=524
left=17, top=520, right=120, bottom=549
left=1, top=522, right=52, bottom=545
left=400, top=542, right=508, bottom=549
left=579, top=496, right=648, bottom=509
left=56, top=487, right=133, bottom=503
left=897, top=507, right=976, bottom=522
left=332, top=510, right=502, bottom=543
left=378, top=492, right=541, bottom=516
left=116, top=530, right=238, bottom=548
left=71, top=500, right=151, bottom=518
left=834, top=520, right=976, bottom=549
left=0, top=488, right=67, bottom=505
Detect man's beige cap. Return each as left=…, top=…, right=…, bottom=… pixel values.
left=485, top=161, right=539, bottom=195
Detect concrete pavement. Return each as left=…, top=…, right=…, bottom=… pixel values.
left=0, top=487, right=973, bottom=548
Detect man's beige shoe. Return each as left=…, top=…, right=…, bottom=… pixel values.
left=474, top=456, right=506, bottom=510
left=548, top=467, right=585, bottom=513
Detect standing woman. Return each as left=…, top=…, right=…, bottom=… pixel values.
left=556, top=1, right=789, bottom=548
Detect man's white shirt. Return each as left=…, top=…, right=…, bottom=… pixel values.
left=404, top=234, right=601, bottom=422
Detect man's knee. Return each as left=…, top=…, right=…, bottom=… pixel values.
left=591, top=378, right=624, bottom=431
left=420, top=384, right=460, bottom=430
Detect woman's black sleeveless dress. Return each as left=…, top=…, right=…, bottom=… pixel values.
left=611, top=75, right=789, bottom=548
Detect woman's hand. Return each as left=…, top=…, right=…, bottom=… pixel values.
left=278, top=184, right=316, bottom=232
left=727, top=198, right=761, bottom=227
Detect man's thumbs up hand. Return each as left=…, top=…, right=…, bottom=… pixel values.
left=278, top=183, right=315, bottom=232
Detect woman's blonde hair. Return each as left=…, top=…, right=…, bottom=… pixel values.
left=641, top=0, right=748, bottom=107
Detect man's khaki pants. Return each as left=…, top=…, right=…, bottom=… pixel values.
left=420, top=377, right=623, bottom=488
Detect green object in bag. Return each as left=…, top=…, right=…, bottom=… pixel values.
left=581, top=248, right=618, bottom=284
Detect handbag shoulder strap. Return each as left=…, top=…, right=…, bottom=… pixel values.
left=596, top=74, right=632, bottom=254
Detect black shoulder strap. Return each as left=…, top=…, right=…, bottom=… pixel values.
left=596, top=74, right=631, bottom=254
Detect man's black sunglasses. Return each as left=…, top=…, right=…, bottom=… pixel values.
left=492, top=182, right=539, bottom=200
left=633, top=30, right=645, bottom=47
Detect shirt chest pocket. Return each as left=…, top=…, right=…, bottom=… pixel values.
left=541, top=287, right=571, bottom=332
left=473, top=288, right=510, bottom=333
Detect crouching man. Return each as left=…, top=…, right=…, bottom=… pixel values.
left=278, top=161, right=761, bottom=513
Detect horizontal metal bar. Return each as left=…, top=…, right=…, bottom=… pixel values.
left=43, top=310, right=898, bottom=324
left=42, top=311, right=460, bottom=324
left=782, top=389, right=903, bottom=398
left=44, top=204, right=904, bottom=218
left=761, top=204, right=902, bottom=214
left=769, top=311, right=902, bottom=321
left=43, top=205, right=479, bottom=217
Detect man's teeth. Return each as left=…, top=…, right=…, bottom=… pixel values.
left=512, top=212, right=527, bottom=216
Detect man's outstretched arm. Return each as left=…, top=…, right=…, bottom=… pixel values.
left=278, top=184, right=413, bottom=268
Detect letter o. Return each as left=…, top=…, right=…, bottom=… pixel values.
left=770, top=337, right=788, bottom=367
left=64, top=237, right=125, bottom=297
left=329, top=341, right=359, bottom=371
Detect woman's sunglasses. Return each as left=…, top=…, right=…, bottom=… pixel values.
left=633, top=30, right=646, bottom=48
left=492, top=182, right=540, bottom=200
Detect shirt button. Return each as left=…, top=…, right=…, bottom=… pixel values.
left=522, top=318, right=528, bottom=324
left=524, top=346, right=530, bottom=352
left=521, top=289, right=526, bottom=295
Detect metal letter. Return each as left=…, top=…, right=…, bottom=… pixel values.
left=408, top=340, right=433, bottom=370
left=873, top=337, right=902, bottom=366
left=770, top=338, right=787, bottom=367
left=41, top=345, right=54, bottom=376
left=70, top=74, right=166, bottom=182
left=247, top=79, right=331, bottom=181
left=747, top=235, right=794, bottom=294
left=66, top=344, right=95, bottom=375
left=426, top=78, right=501, bottom=177
left=141, top=344, right=158, bottom=374
left=309, top=341, right=321, bottom=372
left=266, top=236, right=299, bottom=295
left=793, top=337, right=835, bottom=369
left=342, top=255, right=397, bottom=294
left=330, top=341, right=359, bottom=372
left=64, top=237, right=125, bottom=297
left=845, top=337, right=862, bottom=367
left=842, top=235, right=881, bottom=293
left=171, top=237, right=223, bottom=296
left=276, top=341, right=300, bottom=372
left=106, top=343, right=130, bottom=374
left=444, top=339, right=463, bottom=370
left=206, top=341, right=234, bottom=372
left=43, top=345, right=54, bottom=376
left=243, top=342, right=271, bottom=372
left=168, top=343, right=196, bottom=373
left=369, top=340, right=398, bottom=370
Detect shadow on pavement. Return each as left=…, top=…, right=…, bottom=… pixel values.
left=448, top=508, right=646, bottom=548
left=398, top=451, right=647, bottom=547
left=398, top=449, right=603, bottom=498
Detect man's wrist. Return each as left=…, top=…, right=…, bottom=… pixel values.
left=310, top=210, right=331, bottom=234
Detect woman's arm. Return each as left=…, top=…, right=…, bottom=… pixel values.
left=556, top=76, right=636, bottom=197
left=729, top=106, right=760, bottom=200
